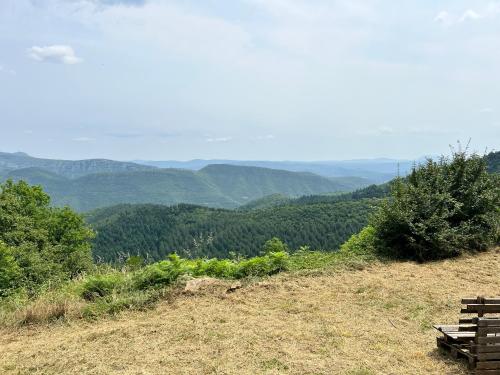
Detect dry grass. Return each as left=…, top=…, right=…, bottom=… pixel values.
left=1, top=249, right=499, bottom=375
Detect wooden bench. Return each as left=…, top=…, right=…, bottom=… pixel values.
left=434, top=297, right=500, bottom=374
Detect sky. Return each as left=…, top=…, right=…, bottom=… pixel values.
left=0, top=0, right=499, bottom=161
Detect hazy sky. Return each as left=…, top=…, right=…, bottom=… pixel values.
left=0, top=0, right=498, bottom=161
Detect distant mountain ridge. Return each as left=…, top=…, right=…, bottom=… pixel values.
left=133, top=158, right=417, bottom=183
left=0, top=160, right=370, bottom=211
left=0, top=151, right=154, bottom=178
left=4, top=151, right=493, bottom=213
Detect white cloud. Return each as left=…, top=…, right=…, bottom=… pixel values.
left=252, top=134, right=275, bottom=141
left=356, top=126, right=394, bottom=136
left=377, top=126, right=394, bottom=135
left=434, top=11, right=453, bottom=26
left=479, top=107, right=494, bottom=113
left=28, top=45, right=83, bottom=64
left=435, top=8, right=488, bottom=26
left=459, top=9, right=482, bottom=22
left=72, top=137, right=94, bottom=142
left=206, top=137, right=233, bottom=143
left=0, top=64, right=16, bottom=75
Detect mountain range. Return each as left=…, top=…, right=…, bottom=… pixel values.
left=133, top=158, right=417, bottom=183
left=3, top=151, right=495, bottom=213
left=0, top=152, right=370, bottom=211
left=0, top=152, right=155, bottom=178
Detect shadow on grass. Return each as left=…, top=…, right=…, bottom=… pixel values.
left=428, top=347, right=472, bottom=374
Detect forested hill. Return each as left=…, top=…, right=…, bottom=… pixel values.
left=0, top=151, right=154, bottom=178
left=486, top=151, right=500, bottom=173
left=87, top=198, right=379, bottom=262
left=134, top=158, right=415, bottom=183
left=0, top=164, right=369, bottom=211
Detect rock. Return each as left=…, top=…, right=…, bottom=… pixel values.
left=183, top=278, right=218, bottom=293
left=226, top=282, right=242, bottom=293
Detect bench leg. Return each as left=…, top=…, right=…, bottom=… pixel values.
left=450, top=347, right=458, bottom=359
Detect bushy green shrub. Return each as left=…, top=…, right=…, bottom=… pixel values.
left=133, top=254, right=188, bottom=289
left=372, top=151, right=500, bottom=261
left=236, top=251, right=289, bottom=277
left=191, top=258, right=237, bottom=278
left=0, top=180, right=94, bottom=295
left=339, top=226, right=379, bottom=256
left=262, top=237, right=288, bottom=254
left=80, top=273, right=126, bottom=301
left=125, top=255, right=145, bottom=271
left=0, top=242, right=21, bottom=297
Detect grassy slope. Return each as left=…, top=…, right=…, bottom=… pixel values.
left=1, top=248, right=498, bottom=375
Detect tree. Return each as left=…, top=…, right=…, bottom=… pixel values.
left=262, top=237, right=288, bottom=254
left=0, top=180, right=94, bottom=294
left=372, top=151, right=500, bottom=261
left=0, top=242, right=21, bottom=297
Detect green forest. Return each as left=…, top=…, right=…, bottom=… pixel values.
left=0, top=163, right=368, bottom=211
left=87, top=197, right=379, bottom=262
left=0, top=150, right=498, bottom=326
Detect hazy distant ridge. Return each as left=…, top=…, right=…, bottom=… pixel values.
left=0, top=152, right=155, bottom=179
left=133, top=158, right=415, bottom=183
left=0, top=152, right=370, bottom=211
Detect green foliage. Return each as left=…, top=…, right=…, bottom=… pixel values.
left=1, top=242, right=379, bottom=325
left=125, top=255, right=145, bottom=271
left=485, top=151, right=500, bottom=173
left=236, top=251, right=289, bottom=277
left=88, top=198, right=378, bottom=262
left=191, top=258, right=236, bottom=278
left=0, top=242, right=21, bottom=297
left=133, top=250, right=290, bottom=290
left=0, top=180, right=94, bottom=296
left=133, top=254, right=189, bottom=290
left=372, top=151, right=500, bottom=261
left=238, top=193, right=291, bottom=210
left=262, top=237, right=288, bottom=254
left=2, top=163, right=365, bottom=212
left=0, top=151, right=154, bottom=179
left=80, top=273, right=126, bottom=301
left=339, top=226, right=379, bottom=256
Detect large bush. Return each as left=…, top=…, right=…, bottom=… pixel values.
left=0, top=242, right=21, bottom=297
left=372, top=151, right=499, bottom=261
left=0, top=180, right=94, bottom=295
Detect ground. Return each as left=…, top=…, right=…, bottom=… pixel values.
left=1, top=249, right=499, bottom=375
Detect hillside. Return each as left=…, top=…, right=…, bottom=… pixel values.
left=2, top=248, right=498, bottom=374
left=0, top=151, right=154, bottom=178
left=486, top=150, right=500, bottom=173
left=134, top=158, right=416, bottom=183
left=238, top=193, right=292, bottom=210
left=87, top=198, right=378, bottom=261
left=2, top=165, right=369, bottom=212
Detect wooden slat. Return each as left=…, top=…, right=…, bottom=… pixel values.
left=479, top=320, right=500, bottom=327
left=462, top=298, right=500, bottom=304
left=478, top=353, right=500, bottom=361
left=472, top=345, right=500, bottom=353
left=477, top=337, right=500, bottom=344
left=462, top=305, right=500, bottom=314
left=444, top=332, right=476, bottom=339
left=479, top=328, right=500, bottom=335
left=460, top=318, right=475, bottom=324
left=434, top=324, right=477, bottom=332
left=477, top=361, right=500, bottom=370
left=476, top=370, right=500, bottom=375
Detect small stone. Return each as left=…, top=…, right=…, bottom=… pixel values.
left=226, top=282, right=242, bottom=293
